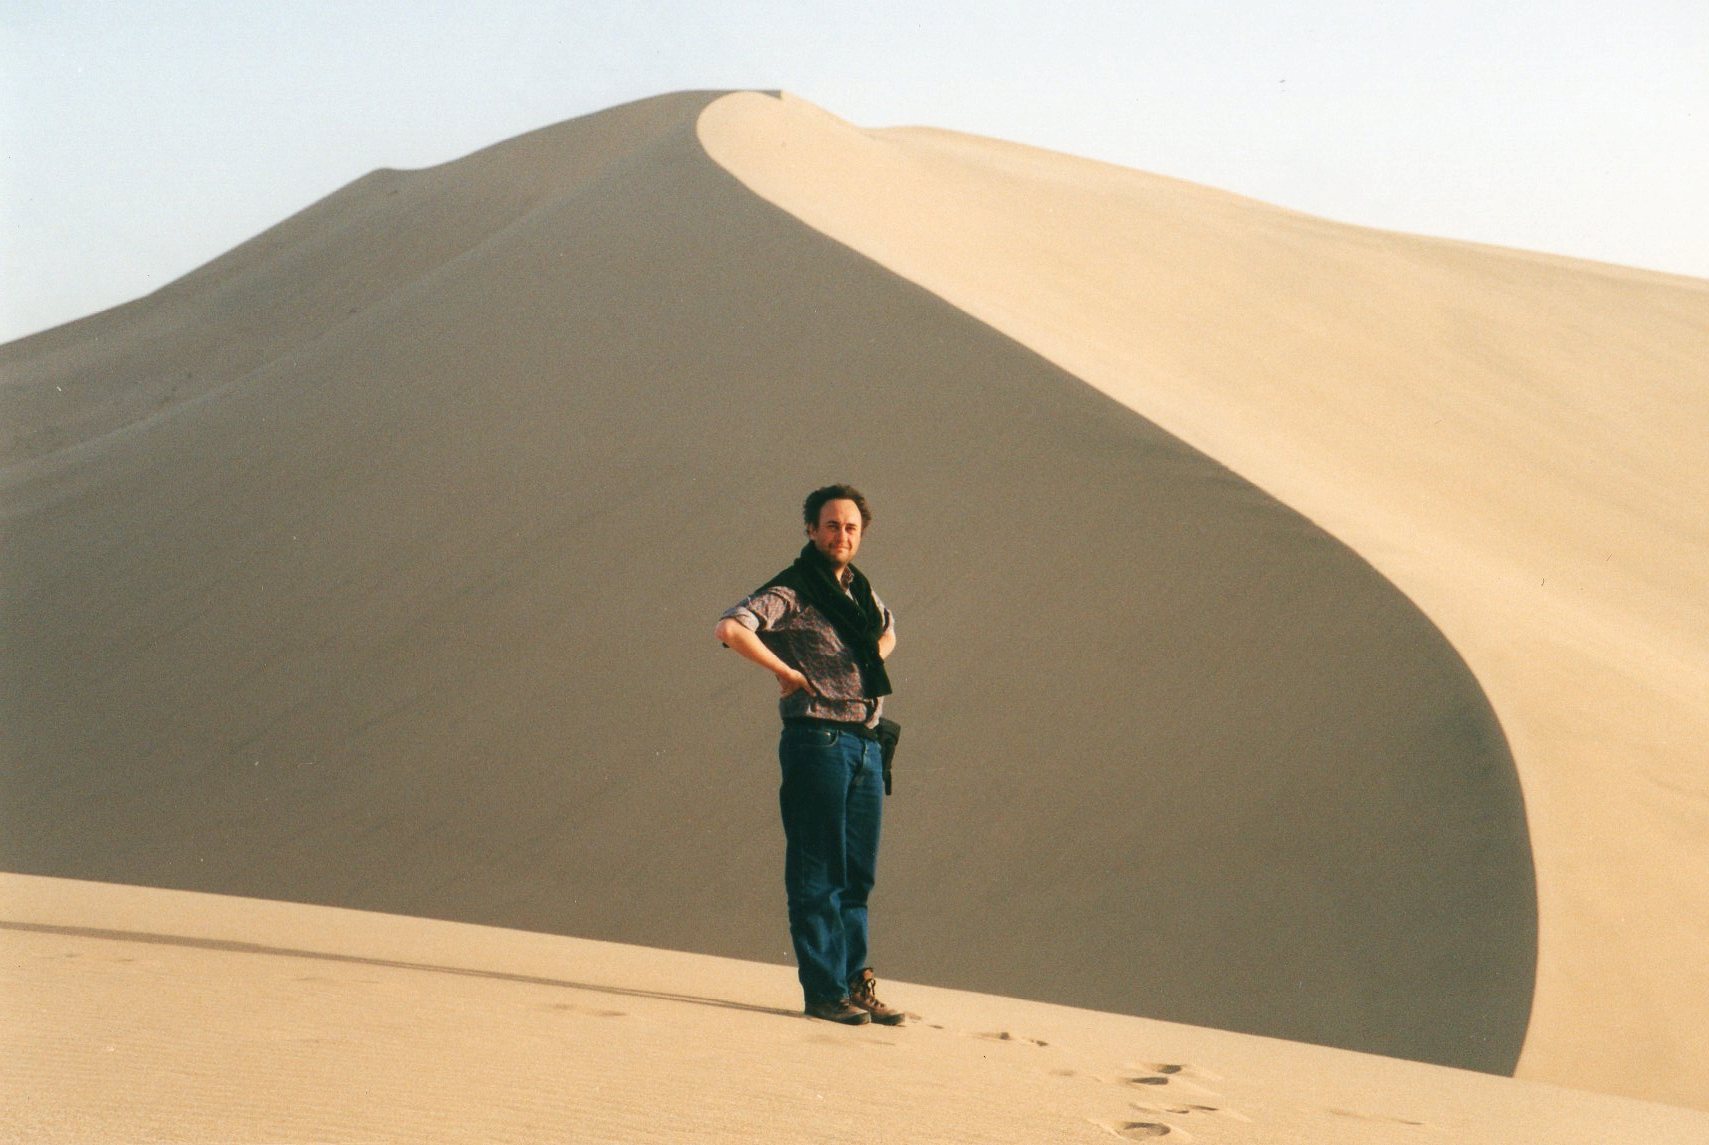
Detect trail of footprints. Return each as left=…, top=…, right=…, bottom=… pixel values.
left=935, top=1023, right=1251, bottom=1141
left=1109, top=1061, right=1252, bottom=1140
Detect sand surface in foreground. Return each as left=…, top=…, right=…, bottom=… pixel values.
left=699, top=92, right=1709, bottom=1109
left=6, top=874, right=1706, bottom=1144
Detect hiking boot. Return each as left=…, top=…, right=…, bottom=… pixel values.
left=805, top=996, right=871, bottom=1025
left=848, top=968, right=906, bottom=1025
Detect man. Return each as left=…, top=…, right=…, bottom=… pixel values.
left=714, top=484, right=905, bottom=1026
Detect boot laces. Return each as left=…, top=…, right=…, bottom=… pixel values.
left=853, top=971, right=883, bottom=1005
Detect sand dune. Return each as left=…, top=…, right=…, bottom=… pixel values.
left=8, top=875, right=1709, bottom=1144
left=700, top=92, right=1709, bottom=1109
left=2, top=91, right=1532, bottom=1077
left=1, top=87, right=1699, bottom=1126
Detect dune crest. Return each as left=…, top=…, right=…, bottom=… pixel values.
left=698, top=91, right=1709, bottom=1109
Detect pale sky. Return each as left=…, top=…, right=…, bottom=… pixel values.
left=4, top=1, right=1705, bottom=344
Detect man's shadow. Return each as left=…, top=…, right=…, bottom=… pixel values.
left=3, top=920, right=802, bottom=1018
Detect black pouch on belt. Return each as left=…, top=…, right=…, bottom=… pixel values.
left=875, top=717, right=901, bottom=796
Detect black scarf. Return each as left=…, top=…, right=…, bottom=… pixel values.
left=760, top=542, right=893, bottom=698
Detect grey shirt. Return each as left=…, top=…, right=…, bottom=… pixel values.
left=721, top=580, right=895, bottom=727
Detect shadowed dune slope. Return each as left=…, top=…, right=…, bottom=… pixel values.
left=0, top=92, right=1532, bottom=1072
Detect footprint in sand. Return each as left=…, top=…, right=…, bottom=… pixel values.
left=1327, top=1107, right=1427, bottom=1127
left=1130, top=1101, right=1254, bottom=1125
left=974, top=1029, right=1050, bottom=1047
left=544, top=1002, right=627, bottom=1018
left=1123, top=1063, right=1226, bottom=1091
left=1111, top=1121, right=1179, bottom=1140
left=1117, top=1063, right=1251, bottom=1124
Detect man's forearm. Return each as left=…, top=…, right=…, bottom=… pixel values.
left=716, top=619, right=791, bottom=675
left=716, top=618, right=815, bottom=696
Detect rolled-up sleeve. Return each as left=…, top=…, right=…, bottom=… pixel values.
left=721, top=586, right=793, bottom=633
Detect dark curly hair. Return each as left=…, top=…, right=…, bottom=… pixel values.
left=803, top=484, right=873, bottom=529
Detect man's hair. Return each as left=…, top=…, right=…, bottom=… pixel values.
left=803, top=484, right=873, bottom=529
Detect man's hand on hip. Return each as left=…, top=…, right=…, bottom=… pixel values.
left=777, top=667, right=816, bottom=697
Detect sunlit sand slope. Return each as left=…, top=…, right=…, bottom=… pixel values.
left=3, top=92, right=1528, bottom=1077
left=6, top=876, right=1706, bottom=1144
left=698, top=91, right=1709, bottom=1109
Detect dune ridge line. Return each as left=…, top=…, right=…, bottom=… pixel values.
left=696, top=89, right=1709, bottom=1110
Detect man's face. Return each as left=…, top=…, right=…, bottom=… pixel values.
left=808, top=498, right=864, bottom=570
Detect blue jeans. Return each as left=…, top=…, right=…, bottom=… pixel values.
left=778, top=723, right=884, bottom=1004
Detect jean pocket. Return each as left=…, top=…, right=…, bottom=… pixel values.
left=781, top=726, right=839, bottom=751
